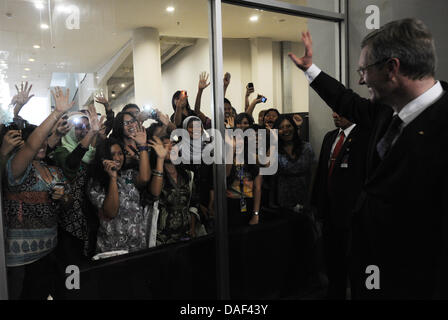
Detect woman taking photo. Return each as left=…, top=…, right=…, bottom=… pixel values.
left=52, top=104, right=105, bottom=263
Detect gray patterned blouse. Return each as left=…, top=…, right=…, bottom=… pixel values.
left=88, top=169, right=149, bottom=253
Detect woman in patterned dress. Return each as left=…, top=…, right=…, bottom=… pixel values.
left=88, top=119, right=152, bottom=253
left=149, top=136, right=199, bottom=245
left=4, top=87, right=74, bottom=299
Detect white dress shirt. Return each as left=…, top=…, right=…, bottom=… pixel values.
left=331, top=123, right=357, bottom=155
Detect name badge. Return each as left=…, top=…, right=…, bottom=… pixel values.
left=340, top=163, right=348, bottom=168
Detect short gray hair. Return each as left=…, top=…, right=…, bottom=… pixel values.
left=361, top=18, right=437, bottom=80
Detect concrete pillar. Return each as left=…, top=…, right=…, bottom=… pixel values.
left=132, top=27, right=162, bottom=109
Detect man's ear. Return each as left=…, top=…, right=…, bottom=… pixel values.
left=387, top=58, right=400, bottom=80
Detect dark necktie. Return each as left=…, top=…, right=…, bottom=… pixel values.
left=376, top=115, right=403, bottom=160
left=328, top=131, right=345, bottom=178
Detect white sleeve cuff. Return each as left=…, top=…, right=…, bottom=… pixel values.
left=304, top=64, right=322, bottom=83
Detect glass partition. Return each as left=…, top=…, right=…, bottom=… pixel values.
left=0, top=0, right=343, bottom=300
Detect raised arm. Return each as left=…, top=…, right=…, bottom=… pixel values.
left=157, top=110, right=176, bottom=134
left=11, top=87, right=74, bottom=181
left=246, top=94, right=264, bottom=117
left=101, top=160, right=120, bottom=219
left=95, top=94, right=114, bottom=136
left=194, top=72, right=210, bottom=125
left=147, top=136, right=168, bottom=197
left=174, top=92, right=187, bottom=128
left=129, top=122, right=151, bottom=188
left=223, top=72, right=231, bottom=97
left=244, top=83, right=254, bottom=111
left=288, top=31, right=378, bottom=127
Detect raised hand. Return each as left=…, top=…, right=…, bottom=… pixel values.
left=253, top=94, right=264, bottom=104
left=137, top=110, right=150, bottom=123
left=0, top=130, right=23, bottom=157
left=293, top=114, right=303, bottom=127
left=129, top=123, right=147, bottom=146
left=245, top=84, right=254, bottom=97
left=51, top=87, right=75, bottom=114
left=87, top=104, right=100, bottom=132
left=55, top=116, right=71, bottom=137
left=12, top=82, right=34, bottom=117
left=288, top=31, right=313, bottom=71
left=157, top=110, right=170, bottom=126
left=223, top=72, right=231, bottom=89
left=94, top=93, right=109, bottom=106
left=226, top=116, right=235, bottom=128
left=148, top=136, right=168, bottom=159
left=103, top=160, right=118, bottom=178
left=198, top=72, right=210, bottom=90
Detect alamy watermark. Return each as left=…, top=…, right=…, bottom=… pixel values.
left=169, top=121, right=278, bottom=175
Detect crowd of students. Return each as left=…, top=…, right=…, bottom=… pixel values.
left=0, top=71, right=317, bottom=299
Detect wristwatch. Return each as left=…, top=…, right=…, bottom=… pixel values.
left=253, top=211, right=259, bottom=216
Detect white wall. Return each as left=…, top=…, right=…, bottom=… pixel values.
left=110, top=37, right=310, bottom=123
left=161, top=38, right=211, bottom=118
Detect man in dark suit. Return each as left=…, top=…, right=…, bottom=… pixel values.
left=289, top=18, right=448, bottom=299
left=311, top=112, right=370, bottom=299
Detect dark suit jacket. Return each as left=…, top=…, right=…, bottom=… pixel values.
left=311, top=125, right=370, bottom=230
left=310, top=71, right=448, bottom=299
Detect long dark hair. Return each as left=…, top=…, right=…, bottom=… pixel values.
left=122, top=103, right=140, bottom=113
left=228, top=126, right=260, bottom=182
left=89, top=137, right=126, bottom=192
left=235, top=112, right=254, bottom=127
left=110, top=111, right=137, bottom=141
left=273, top=114, right=304, bottom=160
left=171, top=90, right=191, bottom=112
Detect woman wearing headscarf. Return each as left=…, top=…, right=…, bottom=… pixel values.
left=51, top=104, right=105, bottom=266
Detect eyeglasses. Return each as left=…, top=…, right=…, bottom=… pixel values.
left=123, top=118, right=137, bottom=126
left=357, top=57, right=390, bottom=77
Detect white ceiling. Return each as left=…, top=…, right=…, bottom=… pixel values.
left=0, top=0, right=309, bottom=100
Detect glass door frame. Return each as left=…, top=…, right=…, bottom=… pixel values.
left=209, top=0, right=348, bottom=299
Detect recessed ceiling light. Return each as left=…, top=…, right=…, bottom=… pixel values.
left=22, top=75, right=27, bottom=79
left=28, top=58, right=35, bottom=62
left=111, top=93, right=116, bottom=98
left=40, top=23, right=49, bottom=30
left=35, top=2, right=44, bottom=10
left=166, top=6, right=175, bottom=12
left=24, top=68, right=30, bottom=71
left=250, top=15, right=259, bottom=22
left=121, top=83, right=126, bottom=88
left=33, top=45, right=40, bottom=49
